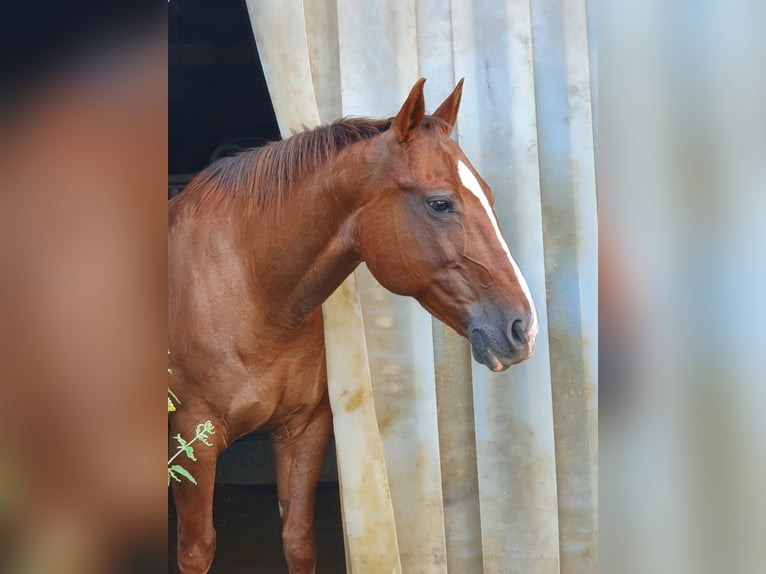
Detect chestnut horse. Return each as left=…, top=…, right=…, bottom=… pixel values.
left=168, top=78, right=538, bottom=574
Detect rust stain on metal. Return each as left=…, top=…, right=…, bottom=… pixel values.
left=345, top=386, right=366, bottom=412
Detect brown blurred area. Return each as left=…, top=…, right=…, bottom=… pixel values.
left=598, top=220, right=644, bottom=421
left=0, top=6, right=167, bottom=574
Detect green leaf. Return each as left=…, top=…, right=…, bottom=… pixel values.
left=195, top=421, right=216, bottom=446
left=168, top=397, right=176, bottom=413
left=179, top=443, right=195, bottom=461
left=173, top=434, right=196, bottom=461
left=170, top=465, right=197, bottom=485
left=168, top=468, right=180, bottom=485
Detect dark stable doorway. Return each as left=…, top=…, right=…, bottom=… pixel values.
left=169, top=0, right=279, bottom=183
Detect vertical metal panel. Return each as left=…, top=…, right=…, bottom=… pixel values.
left=416, top=0, right=458, bottom=103
left=245, top=0, right=318, bottom=134
left=530, top=0, right=599, bottom=571
left=335, top=2, right=450, bottom=571
left=450, top=1, right=561, bottom=572
left=321, top=277, right=403, bottom=574
left=585, top=0, right=598, bottom=153
left=432, top=325, right=484, bottom=573
left=304, top=0, right=343, bottom=122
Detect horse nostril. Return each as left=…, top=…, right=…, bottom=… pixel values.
left=510, top=318, right=528, bottom=348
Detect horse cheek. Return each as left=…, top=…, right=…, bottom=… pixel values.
left=360, top=210, right=421, bottom=296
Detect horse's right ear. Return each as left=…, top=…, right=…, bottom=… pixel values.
left=392, top=78, right=426, bottom=144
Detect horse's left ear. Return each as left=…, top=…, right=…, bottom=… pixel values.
left=432, top=78, right=464, bottom=136
left=392, top=78, right=427, bottom=144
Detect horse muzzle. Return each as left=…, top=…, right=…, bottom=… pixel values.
left=468, top=310, right=537, bottom=372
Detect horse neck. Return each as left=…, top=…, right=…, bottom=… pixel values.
left=246, top=141, right=375, bottom=329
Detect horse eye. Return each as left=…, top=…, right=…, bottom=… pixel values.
left=427, top=197, right=453, bottom=214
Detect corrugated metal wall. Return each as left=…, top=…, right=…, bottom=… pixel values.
left=246, top=1, right=597, bottom=572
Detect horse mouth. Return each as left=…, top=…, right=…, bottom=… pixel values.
left=469, top=328, right=514, bottom=372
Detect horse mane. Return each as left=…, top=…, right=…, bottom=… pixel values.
left=173, top=115, right=450, bottom=218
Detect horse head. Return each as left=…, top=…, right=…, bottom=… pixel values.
left=356, top=78, right=538, bottom=371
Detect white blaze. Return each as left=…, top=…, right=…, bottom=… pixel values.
left=457, top=160, right=538, bottom=335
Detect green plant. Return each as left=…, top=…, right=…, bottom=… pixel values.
left=168, top=363, right=215, bottom=486
left=168, top=374, right=178, bottom=412
left=167, top=420, right=215, bottom=486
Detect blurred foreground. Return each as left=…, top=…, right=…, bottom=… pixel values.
left=600, top=1, right=766, bottom=572
left=0, top=4, right=167, bottom=573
